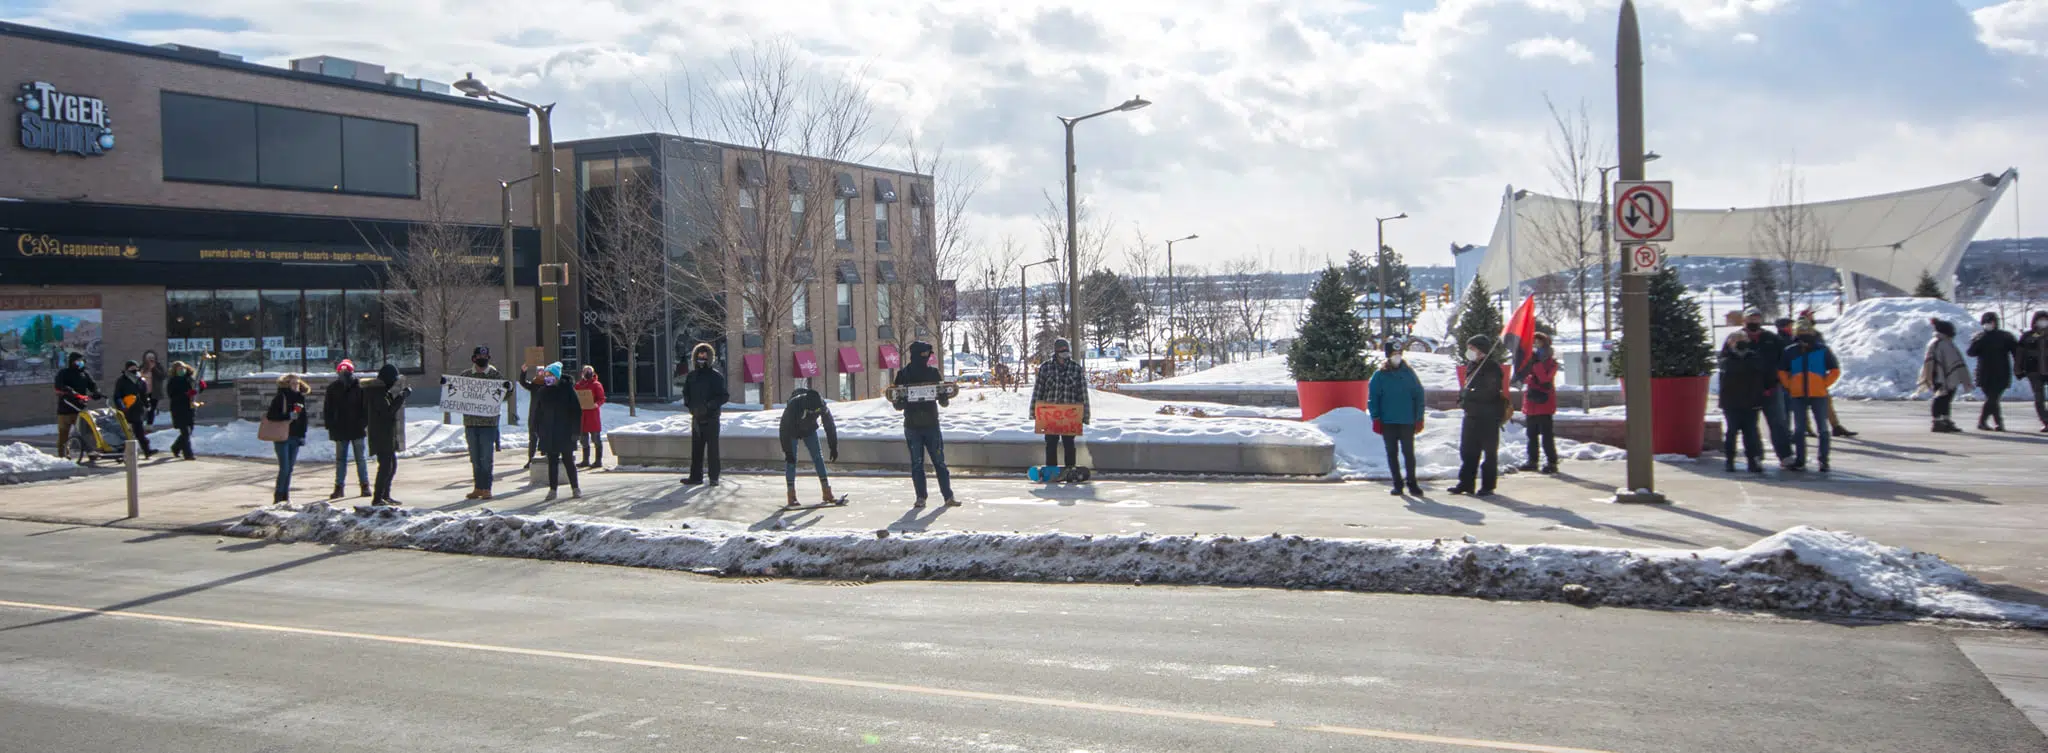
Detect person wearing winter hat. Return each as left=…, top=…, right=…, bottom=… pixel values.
left=53, top=351, right=101, bottom=461
left=1029, top=337, right=1091, bottom=482
left=1778, top=317, right=1840, bottom=471
left=1368, top=342, right=1426, bottom=496
left=112, top=359, right=156, bottom=458
left=1967, top=311, right=2019, bottom=431
left=363, top=363, right=411, bottom=505
left=1514, top=331, right=1561, bottom=474
left=680, top=343, right=729, bottom=485
left=2019, top=310, right=2048, bottom=431
left=165, top=360, right=206, bottom=460
left=321, top=359, right=371, bottom=498
left=520, top=360, right=584, bottom=500
left=890, top=340, right=956, bottom=507
left=265, top=373, right=311, bottom=502
left=462, top=346, right=506, bottom=499
left=1717, top=331, right=1769, bottom=473
left=1920, top=318, right=1972, bottom=434
left=574, top=365, right=607, bottom=469
left=1449, top=335, right=1509, bottom=496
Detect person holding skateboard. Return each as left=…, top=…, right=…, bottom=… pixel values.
left=889, top=341, right=957, bottom=507
left=779, top=386, right=840, bottom=507
left=1030, top=337, right=1091, bottom=483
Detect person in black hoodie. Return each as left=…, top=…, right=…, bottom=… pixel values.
left=2020, top=310, right=2048, bottom=432
left=54, top=352, right=101, bottom=461
left=165, top=361, right=206, bottom=460
left=363, top=364, right=411, bottom=506
left=521, top=362, right=584, bottom=500
left=1968, top=311, right=2020, bottom=431
left=322, top=360, right=372, bottom=498
left=890, top=341, right=956, bottom=507
left=680, top=343, right=730, bottom=486
left=1449, top=335, right=1508, bottom=496
left=779, top=387, right=839, bottom=506
left=266, top=373, right=311, bottom=503
left=1717, top=332, right=1770, bottom=473
left=113, top=359, right=156, bottom=458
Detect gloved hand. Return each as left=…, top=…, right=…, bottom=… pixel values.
left=1372, top=419, right=1383, bottom=434
left=1416, top=418, right=1425, bottom=433
left=829, top=449, right=839, bottom=462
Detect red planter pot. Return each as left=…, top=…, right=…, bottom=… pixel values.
left=1296, top=380, right=1369, bottom=420
left=1620, top=375, right=1712, bottom=457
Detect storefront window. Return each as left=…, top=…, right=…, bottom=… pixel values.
left=304, top=290, right=346, bottom=368
left=260, top=290, right=303, bottom=372
left=743, top=383, right=762, bottom=405
left=837, top=372, right=854, bottom=401
left=214, top=291, right=261, bottom=380
left=166, top=290, right=213, bottom=379
left=384, top=293, right=422, bottom=371
left=166, top=289, right=419, bottom=383
left=346, top=290, right=386, bottom=368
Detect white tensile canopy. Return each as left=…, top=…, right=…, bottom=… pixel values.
left=1475, top=169, right=2018, bottom=304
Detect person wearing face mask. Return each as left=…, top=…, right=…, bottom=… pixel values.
left=2018, top=310, right=2048, bottom=432
left=1967, top=311, right=2019, bottom=431
left=1717, top=332, right=1769, bottom=473
left=322, top=360, right=371, bottom=498
left=1777, top=317, right=1841, bottom=472
left=680, top=343, right=729, bottom=486
left=113, top=359, right=156, bottom=459
left=521, top=361, right=584, bottom=500
left=53, top=351, right=101, bottom=461
left=141, top=350, right=167, bottom=427
left=575, top=365, right=607, bottom=469
left=165, top=360, right=206, bottom=461
left=363, top=363, right=412, bottom=506
left=460, top=346, right=505, bottom=500
left=1368, top=343, right=1426, bottom=496
left=1029, top=338, right=1092, bottom=483
left=1737, top=310, right=1793, bottom=466
left=1449, top=335, right=1509, bottom=496
left=1920, top=318, right=1971, bottom=434
left=1514, top=332, right=1560, bottom=474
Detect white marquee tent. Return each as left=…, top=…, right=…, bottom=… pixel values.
left=1474, top=169, right=2018, bottom=304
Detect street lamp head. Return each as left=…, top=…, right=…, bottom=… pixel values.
left=1117, top=96, right=1151, bottom=112
left=453, top=72, right=492, bottom=98
left=1644, top=151, right=1663, bottom=163
left=1395, top=212, right=1408, bottom=220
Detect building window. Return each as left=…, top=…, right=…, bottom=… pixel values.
left=793, top=285, right=810, bottom=334
left=910, top=204, right=924, bottom=237
left=876, top=283, right=892, bottom=328
left=790, top=192, right=806, bottom=242
left=836, top=282, right=853, bottom=327
left=834, top=197, right=850, bottom=244
left=743, top=383, right=762, bottom=405
left=159, top=92, right=417, bottom=197
left=792, top=376, right=810, bottom=392
left=874, top=202, right=890, bottom=249
left=738, top=189, right=757, bottom=210
left=743, top=298, right=759, bottom=335
left=165, top=289, right=418, bottom=382
left=258, top=290, right=303, bottom=371
left=837, top=372, right=854, bottom=401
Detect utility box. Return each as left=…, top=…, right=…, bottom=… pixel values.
left=1557, top=347, right=1618, bottom=388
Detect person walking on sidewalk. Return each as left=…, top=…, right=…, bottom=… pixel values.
left=1778, top=318, right=1841, bottom=472
left=1920, top=318, right=1972, bottom=434
left=54, top=352, right=101, bottom=461
left=1368, top=343, right=1426, bottom=496
left=1450, top=335, right=1509, bottom=496
left=141, top=349, right=167, bottom=427
left=165, top=361, right=206, bottom=460
left=113, top=360, right=157, bottom=458
left=321, top=360, right=371, bottom=498
left=890, top=341, right=956, bottom=507
left=363, top=364, right=411, bottom=506
left=1030, top=337, right=1091, bottom=482
left=680, top=343, right=729, bottom=486
left=2019, top=310, right=2048, bottom=432
left=779, top=386, right=839, bottom=506
left=575, top=365, right=607, bottom=469
left=522, top=362, right=584, bottom=501
left=1968, top=311, right=2019, bottom=432
left=1717, top=332, right=1770, bottom=473
left=265, top=373, right=311, bottom=503
left=1514, top=332, right=1560, bottom=474
left=460, top=347, right=505, bottom=500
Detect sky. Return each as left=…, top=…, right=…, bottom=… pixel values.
left=5, top=0, right=2045, bottom=272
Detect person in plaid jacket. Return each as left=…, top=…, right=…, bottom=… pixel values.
left=1030, top=338, right=1091, bottom=481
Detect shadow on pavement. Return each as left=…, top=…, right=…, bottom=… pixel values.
left=0, top=545, right=355, bottom=634
left=1645, top=502, right=1776, bottom=538
left=888, top=505, right=952, bottom=532
left=1661, top=463, right=1996, bottom=505
left=1472, top=493, right=1704, bottom=548
left=1403, top=496, right=1487, bottom=526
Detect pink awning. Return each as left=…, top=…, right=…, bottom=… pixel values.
left=837, top=346, right=864, bottom=373
left=878, top=343, right=901, bottom=370
left=741, top=353, right=765, bottom=383
left=793, top=350, right=820, bottom=378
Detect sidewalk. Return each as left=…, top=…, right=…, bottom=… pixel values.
left=4, top=401, right=2045, bottom=601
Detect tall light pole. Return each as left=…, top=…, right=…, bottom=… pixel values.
left=1597, top=151, right=1659, bottom=340
left=1615, top=0, right=1664, bottom=504
left=1374, top=213, right=1407, bottom=340
left=1164, top=233, right=1196, bottom=355
left=498, top=168, right=556, bottom=424
left=1060, top=95, right=1150, bottom=363
left=456, top=73, right=560, bottom=364
left=1021, top=257, right=1058, bottom=381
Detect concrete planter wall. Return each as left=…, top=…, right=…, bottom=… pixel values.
left=607, top=431, right=1336, bottom=477
left=1113, top=384, right=1629, bottom=412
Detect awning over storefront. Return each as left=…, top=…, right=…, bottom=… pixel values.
left=741, top=353, right=765, bottom=383
left=873, top=177, right=899, bottom=203
left=793, top=350, right=820, bottom=378
left=836, top=260, right=862, bottom=283
left=834, top=171, right=859, bottom=198
left=837, top=346, right=863, bottom=373
left=878, top=343, right=900, bottom=370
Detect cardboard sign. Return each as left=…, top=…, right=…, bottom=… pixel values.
left=1034, top=402, right=1084, bottom=436
left=906, top=385, right=938, bottom=402
left=523, top=346, right=546, bottom=370
left=439, top=374, right=512, bottom=417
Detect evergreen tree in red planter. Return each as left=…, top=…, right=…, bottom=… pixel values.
left=1289, top=266, right=1377, bottom=418
left=1608, top=266, right=1715, bottom=455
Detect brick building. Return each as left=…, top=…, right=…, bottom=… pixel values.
left=0, top=21, right=541, bottom=427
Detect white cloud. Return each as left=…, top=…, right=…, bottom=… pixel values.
left=1732, top=31, right=1759, bottom=43
left=1507, top=35, right=1596, bottom=63
left=1974, top=0, right=2048, bottom=57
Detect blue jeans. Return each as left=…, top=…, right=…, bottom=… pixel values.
left=905, top=425, right=954, bottom=500
left=1762, top=389, right=1792, bottom=461
left=1790, top=396, right=1830, bottom=466
left=273, top=438, right=303, bottom=499
left=465, top=426, right=498, bottom=491
left=784, top=433, right=828, bottom=488
left=334, top=438, right=369, bottom=487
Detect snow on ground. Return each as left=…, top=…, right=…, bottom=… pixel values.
left=1827, top=297, right=1974, bottom=399
left=148, top=403, right=673, bottom=462
left=0, top=442, right=80, bottom=481
left=1312, top=407, right=1625, bottom=480
left=233, top=505, right=2048, bottom=627
left=1136, top=352, right=1461, bottom=392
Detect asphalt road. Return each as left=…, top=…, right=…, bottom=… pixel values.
left=0, top=520, right=2042, bottom=752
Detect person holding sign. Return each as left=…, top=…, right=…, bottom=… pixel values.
left=575, top=365, right=607, bottom=469
left=889, top=341, right=956, bottom=507
left=461, top=346, right=506, bottom=500
left=1030, top=338, right=1091, bottom=483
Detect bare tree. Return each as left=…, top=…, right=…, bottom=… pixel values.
left=1754, top=165, right=1832, bottom=317
left=377, top=166, right=492, bottom=423
left=581, top=174, right=668, bottom=416
left=967, top=235, right=1022, bottom=388
left=1121, top=227, right=1165, bottom=359
left=1036, top=189, right=1115, bottom=338
left=1221, top=257, right=1280, bottom=358
left=1525, top=95, right=1603, bottom=404
left=884, top=138, right=983, bottom=361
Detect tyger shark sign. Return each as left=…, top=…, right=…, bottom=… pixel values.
left=16, top=81, right=115, bottom=157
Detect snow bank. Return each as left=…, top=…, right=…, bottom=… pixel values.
left=0, top=442, right=80, bottom=482
left=148, top=403, right=669, bottom=462
left=1828, top=297, right=1973, bottom=399
left=1138, top=353, right=1461, bottom=391
left=230, top=506, right=2048, bottom=627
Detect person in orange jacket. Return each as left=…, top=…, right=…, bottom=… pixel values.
left=574, top=365, right=607, bottom=468
left=1777, top=317, right=1841, bottom=472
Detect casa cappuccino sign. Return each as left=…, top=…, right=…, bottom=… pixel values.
left=16, top=81, right=115, bottom=157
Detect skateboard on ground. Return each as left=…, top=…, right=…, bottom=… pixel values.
left=783, top=495, right=850, bottom=512
left=1028, top=466, right=1091, bottom=483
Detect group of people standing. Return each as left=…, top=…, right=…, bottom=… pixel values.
left=1366, top=331, right=1562, bottom=498
left=271, top=361, right=410, bottom=505
left=1718, top=310, right=1848, bottom=473
left=1920, top=310, right=2048, bottom=434
left=52, top=350, right=211, bottom=462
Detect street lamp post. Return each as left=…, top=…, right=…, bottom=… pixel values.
left=456, top=73, right=560, bottom=364
left=1059, top=95, right=1150, bottom=363
left=1374, top=213, right=1407, bottom=341
left=1596, top=152, right=1659, bottom=340
left=498, top=168, right=555, bottom=425
left=1164, top=233, right=1196, bottom=357
left=1021, top=257, right=1058, bottom=383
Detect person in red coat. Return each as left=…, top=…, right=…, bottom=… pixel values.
left=575, top=365, right=607, bottom=468
left=1515, top=332, right=1561, bottom=474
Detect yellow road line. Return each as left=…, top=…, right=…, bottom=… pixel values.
left=0, top=598, right=1615, bottom=753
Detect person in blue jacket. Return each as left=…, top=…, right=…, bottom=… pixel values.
left=1368, top=343, right=1427, bottom=497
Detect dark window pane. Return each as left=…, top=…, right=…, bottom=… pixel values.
left=161, top=93, right=257, bottom=184
left=165, top=290, right=213, bottom=379
left=383, top=291, right=422, bottom=371
left=257, top=106, right=343, bottom=190
left=346, top=290, right=385, bottom=367
left=214, top=290, right=261, bottom=381
left=341, top=117, right=417, bottom=196
left=260, top=290, right=303, bottom=372
left=304, top=290, right=346, bottom=368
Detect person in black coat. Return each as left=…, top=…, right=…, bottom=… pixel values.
left=54, top=352, right=101, bottom=461
left=1967, top=311, right=2020, bottom=431
left=165, top=361, right=206, bottom=460
left=680, top=343, right=730, bottom=486
left=112, top=359, right=156, bottom=458
left=890, top=341, right=955, bottom=507
left=1717, top=332, right=1771, bottom=473
left=521, top=362, right=584, bottom=500
left=266, top=373, right=311, bottom=503
left=1450, top=335, right=1507, bottom=496
left=779, top=387, right=839, bottom=506
left=2020, top=310, right=2048, bottom=432
left=362, top=364, right=411, bottom=506
left=322, top=360, right=372, bottom=498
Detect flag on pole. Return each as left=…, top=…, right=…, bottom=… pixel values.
left=1501, top=294, right=1538, bottom=370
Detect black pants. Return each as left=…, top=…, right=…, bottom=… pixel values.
left=1457, top=409, right=1501, bottom=491
left=1044, top=434, right=1076, bottom=467
left=1523, top=415, right=1557, bottom=467
left=124, top=412, right=153, bottom=453
left=373, top=450, right=398, bottom=500
left=2034, top=375, right=2048, bottom=427
left=171, top=425, right=192, bottom=456
left=547, top=450, right=579, bottom=489
left=1932, top=388, right=1956, bottom=420
left=688, top=416, right=721, bottom=481
left=1724, top=407, right=1762, bottom=462
left=1980, top=385, right=2006, bottom=427
left=1380, top=424, right=1417, bottom=487
left=579, top=431, right=603, bottom=464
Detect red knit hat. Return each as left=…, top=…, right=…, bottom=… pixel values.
left=336, top=359, right=356, bottom=373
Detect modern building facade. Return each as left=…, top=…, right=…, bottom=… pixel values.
left=550, top=133, right=940, bottom=404
left=0, top=21, right=540, bottom=426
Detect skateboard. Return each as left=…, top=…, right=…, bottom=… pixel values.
left=1028, top=466, right=1091, bottom=483
left=783, top=496, right=850, bottom=512
left=886, top=381, right=960, bottom=403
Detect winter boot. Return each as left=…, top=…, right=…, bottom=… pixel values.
left=1390, top=485, right=1405, bottom=496
left=543, top=487, right=558, bottom=501
left=332, top=484, right=346, bottom=499
left=1540, top=463, right=1558, bottom=475
left=1832, top=425, right=1858, bottom=438
left=594, top=446, right=605, bottom=469
left=1517, top=461, right=1539, bottom=473
left=571, top=484, right=582, bottom=499
left=360, top=483, right=372, bottom=498
left=1407, top=482, right=1424, bottom=496
left=1724, top=458, right=1737, bottom=472
left=821, top=483, right=837, bottom=504
left=1978, top=418, right=1992, bottom=431
left=786, top=485, right=800, bottom=508
left=1818, top=460, right=1830, bottom=473
left=914, top=496, right=928, bottom=508
left=943, top=496, right=961, bottom=507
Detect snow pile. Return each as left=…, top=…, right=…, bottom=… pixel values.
left=1129, top=353, right=1461, bottom=392
left=0, top=442, right=80, bottom=482
left=149, top=403, right=666, bottom=462
left=229, top=506, right=2048, bottom=626
left=1827, top=297, right=1973, bottom=399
